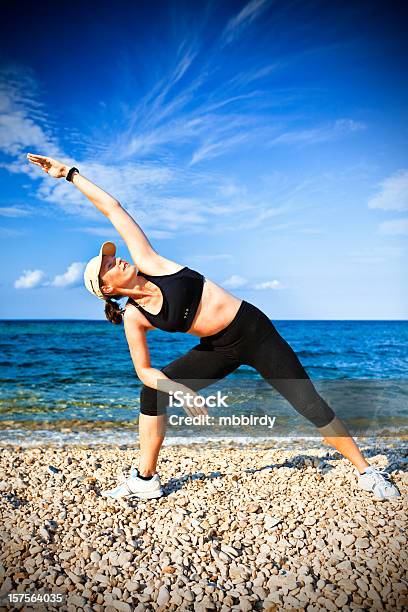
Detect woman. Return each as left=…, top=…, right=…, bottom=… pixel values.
left=26, top=153, right=400, bottom=502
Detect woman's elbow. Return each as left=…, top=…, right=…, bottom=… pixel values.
left=137, top=367, right=155, bottom=387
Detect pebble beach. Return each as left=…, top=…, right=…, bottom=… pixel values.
left=0, top=439, right=406, bottom=612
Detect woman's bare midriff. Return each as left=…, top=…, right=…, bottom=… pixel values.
left=187, top=278, right=242, bottom=337
left=127, top=258, right=243, bottom=337
left=131, top=277, right=242, bottom=337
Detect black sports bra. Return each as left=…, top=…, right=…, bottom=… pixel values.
left=126, top=266, right=204, bottom=332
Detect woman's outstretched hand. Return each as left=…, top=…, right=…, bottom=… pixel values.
left=27, top=153, right=68, bottom=179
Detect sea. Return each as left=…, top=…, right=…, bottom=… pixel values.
left=0, top=319, right=407, bottom=447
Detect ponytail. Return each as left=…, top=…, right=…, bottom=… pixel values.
left=104, top=296, right=125, bottom=325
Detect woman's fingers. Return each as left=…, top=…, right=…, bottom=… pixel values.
left=27, top=157, right=50, bottom=172
left=27, top=153, right=47, bottom=160
left=27, top=158, right=43, bottom=167
left=29, top=158, right=50, bottom=168
left=28, top=159, right=47, bottom=168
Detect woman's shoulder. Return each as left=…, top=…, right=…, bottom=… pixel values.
left=138, top=254, right=187, bottom=276
left=123, top=300, right=151, bottom=328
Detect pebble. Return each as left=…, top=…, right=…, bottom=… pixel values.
left=81, top=543, right=93, bottom=559
left=157, top=585, right=170, bottom=607
left=184, top=589, right=194, bottom=602
left=292, top=527, right=305, bottom=539
left=338, top=578, right=358, bottom=593
left=342, top=534, right=356, bottom=547
left=355, top=537, right=370, bottom=549
left=48, top=465, right=61, bottom=474
left=265, top=515, right=282, bottom=528
left=111, top=601, right=131, bottom=612
left=335, top=592, right=349, bottom=607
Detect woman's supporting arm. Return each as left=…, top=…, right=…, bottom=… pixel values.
left=139, top=368, right=207, bottom=418
left=124, top=315, right=207, bottom=417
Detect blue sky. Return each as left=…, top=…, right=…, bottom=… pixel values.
left=0, top=0, right=407, bottom=320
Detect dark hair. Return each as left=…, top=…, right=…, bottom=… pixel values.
left=98, top=270, right=125, bottom=325
left=104, top=295, right=125, bottom=325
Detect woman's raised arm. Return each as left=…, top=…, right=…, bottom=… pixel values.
left=27, top=153, right=159, bottom=266
left=27, top=153, right=121, bottom=216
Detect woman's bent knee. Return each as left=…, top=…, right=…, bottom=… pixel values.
left=139, top=384, right=168, bottom=417
left=302, top=396, right=335, bottom=428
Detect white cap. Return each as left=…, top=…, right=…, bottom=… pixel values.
left=83, top=241, right=116, bottom=300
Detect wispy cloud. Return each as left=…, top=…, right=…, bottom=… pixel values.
left=222, top=275, right=284, bottom=290
left=225, top=63, right=279, bottom=89
left=222, top=274, right=248, bottom=289
left=31, top=160, right=175, bottom=219
left=104, top=31, right=284, bottom=168
left=269, top=119, right=365, bottom=147
left=253, top=279, right=283, bottom=290
left=0, top=33, right=372, bottom=248
left=378, top=218, right=408, bottom=236
left=368, top=169, right=408, bottom=212
left=0, top=205, right=33, bottom=217
left=48, top=262, right=86, bottom=287
left=14, top=269, right=45, bottom=289
left=1, top=61, right=270, bottom=239
left=220, top=0, right=272, bottom=47
left=190, top=132, right=252, bottom=166
left=216, top=179, right=248, bottom=199
left=0, top=66, right=61, bottom=158
left=235, top=207, right=290, bottom=231
left=0, top=32, right=349, bottom=249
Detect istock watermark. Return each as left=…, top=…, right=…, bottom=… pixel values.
left=169, top=389, right=229, bottom=409
left=154, top=377, right=408, bottom=439
left=168, top=414, right=276, bottom=429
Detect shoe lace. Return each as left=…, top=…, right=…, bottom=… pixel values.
left=370, top=469, right=394, bottom=490
left=113, top=474, right=133, bottom=493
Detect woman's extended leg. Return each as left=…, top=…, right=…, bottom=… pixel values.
left=317, top=416, right=368, bottom=473
left=240, top=304, right=400, bottom=491
left=245, top=323, right=370, bottom=472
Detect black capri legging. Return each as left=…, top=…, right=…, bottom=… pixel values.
left=140, top=300, right=335, bottom=428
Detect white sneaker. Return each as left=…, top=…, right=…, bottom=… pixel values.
left=358, top=466, right=401, bottom=501
left=101, top=468, right=163, bottom=500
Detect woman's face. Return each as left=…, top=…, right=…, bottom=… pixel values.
left=99, top=254, right=134, bottom=296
